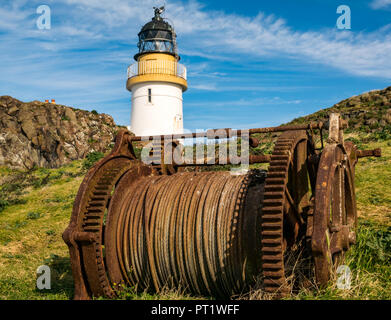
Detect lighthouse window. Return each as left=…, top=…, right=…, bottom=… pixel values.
left=148, top=89, right=152, bottom=103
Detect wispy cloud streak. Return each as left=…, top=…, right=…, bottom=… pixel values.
left=370, top=0, right=391, bottom=9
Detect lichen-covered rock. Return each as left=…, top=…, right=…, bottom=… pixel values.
left=289, top=86, right=391, bottom=134
left=384, top=109, right=391, bottom=124
left=0, top=96, right=122, bottom=170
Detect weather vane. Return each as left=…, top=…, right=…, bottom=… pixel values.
left=153, top=6, right=165, bottom=20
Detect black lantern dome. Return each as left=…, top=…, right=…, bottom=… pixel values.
left=134, top=7, right=179, bottom=60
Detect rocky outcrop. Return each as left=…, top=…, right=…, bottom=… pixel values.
left=0, top=96, right=121, bottom=170
left=289, top=86, right=391, bottom=133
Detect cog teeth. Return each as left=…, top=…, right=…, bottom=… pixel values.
left=262, top=246, right=283, bottom=253
left=265, top=178, right=285, bottom=185
left=74, top=160, right=133, bottom=299
left=262, top=206, right=283, bottom=214
left=263, top=192, right=284, bottom=199
left=261, top=131, right=307, bottom=296
left=262, top=253, right=283, bottom=261
left=93, top=191, right=107, bottom=196
left=263, top=270, right=285, bottom=277
left=262, top=214, right=283, bottom=221
left=262, top=238, right=282, bottom=245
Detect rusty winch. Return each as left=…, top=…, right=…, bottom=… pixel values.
left=63, top=113, right=381, bottom=300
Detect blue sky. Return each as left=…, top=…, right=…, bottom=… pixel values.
left=1, top=0, right=391, bottom=131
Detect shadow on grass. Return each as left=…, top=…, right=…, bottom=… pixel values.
left=34, top=254, right=74, bottom=300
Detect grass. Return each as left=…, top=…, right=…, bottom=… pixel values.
left=109, top=284, right=205, bottom=301
left=286, top=138, right=391, bottom=300
left=82, top=151, right=105, bottom=170
left=0, top=138, right=390, bottom=300
left=288, top=221, right=391, bottom=300
left=285, top=138, right=391, bottom=300
left=0, top=162, right=84, bottom=300
left=354, top=140, right=391, bottom=226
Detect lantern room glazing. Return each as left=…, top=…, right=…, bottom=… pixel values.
left=134, top=7, right=178, bottom=60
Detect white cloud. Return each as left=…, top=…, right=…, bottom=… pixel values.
left=192, top=84, right=219, bottom=91
left=186, top=97, right=302, bottom=108
left=64, top=1, right=391, bottom=78
left=370, top=0, right=391, bottom=9
left=1, top=0, right=391, bottom=79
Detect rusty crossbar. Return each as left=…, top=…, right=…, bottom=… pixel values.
left=128, top=122, right=327, bottom=142
left=357, top=148, right=382, bottom=158
left=173, top=154, right=272, bottom=167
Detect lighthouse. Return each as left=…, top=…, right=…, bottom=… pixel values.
left=127, top=7, right=188, bottom=137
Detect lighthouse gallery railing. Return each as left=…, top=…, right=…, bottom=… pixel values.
left=127, top=60, right=187, bottom=80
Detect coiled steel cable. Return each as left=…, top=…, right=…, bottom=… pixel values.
left=114, top=171, right=265, bottom=298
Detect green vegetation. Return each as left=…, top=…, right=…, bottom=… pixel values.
left=82, top=151, right=105, bottom=170
left=0, top=162, right=84, bottom=299
left=287, top=221, right=391, bottom=300
left=0, top=199, right=9, bottom=213
left=111, top=284, right=204, bottom=301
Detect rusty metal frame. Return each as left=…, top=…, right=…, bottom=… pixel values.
left=64, top=114, right=382, bottom=299
left=63, top=129, right=138, bottom=299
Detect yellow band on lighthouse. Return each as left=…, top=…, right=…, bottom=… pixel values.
left=127, top=53, right=188, bottom=91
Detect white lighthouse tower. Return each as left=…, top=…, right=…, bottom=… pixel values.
left=127, top=7, right=188, bottom=137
